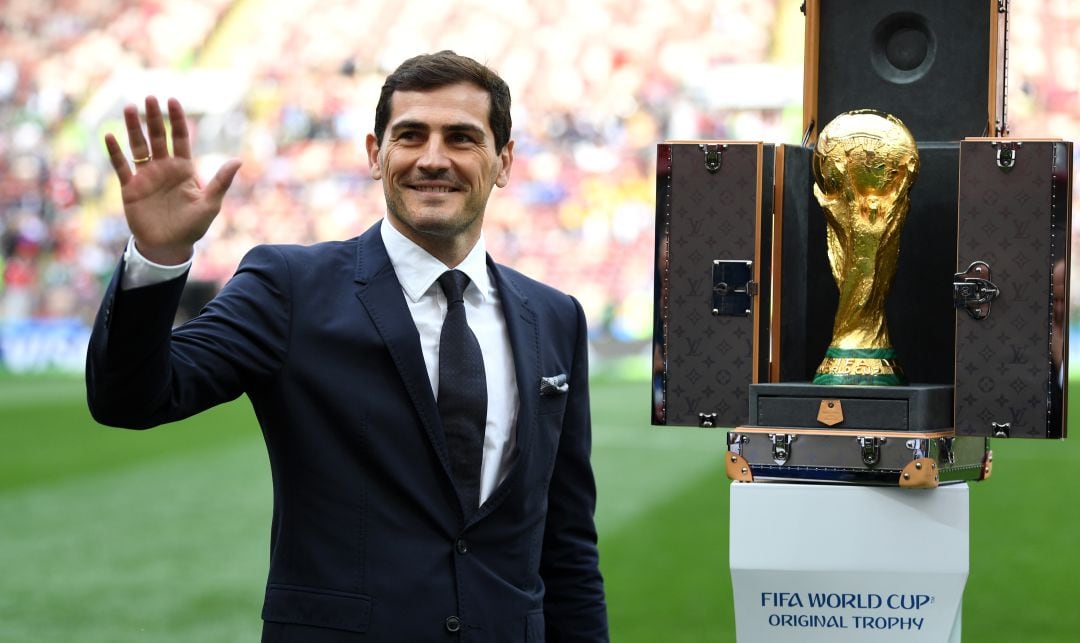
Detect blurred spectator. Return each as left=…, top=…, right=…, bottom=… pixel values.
left=1, top=0, right=1077, bottom=358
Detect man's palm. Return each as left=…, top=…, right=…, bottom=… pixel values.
left=104, top=96, right=241, bottom=265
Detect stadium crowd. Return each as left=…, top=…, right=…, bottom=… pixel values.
left=1, top=0, right=1078, bottom=352
left=0, top=0, right=785, bottom=343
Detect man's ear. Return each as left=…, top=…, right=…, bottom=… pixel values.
left=365, top=133, right=382, bottom=180
left=495, top=139, right=514, bottom=188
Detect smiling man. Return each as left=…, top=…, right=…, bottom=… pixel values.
left=86, top=51, right=608, bottom=642
left=370, top=81, right=513, bottom=267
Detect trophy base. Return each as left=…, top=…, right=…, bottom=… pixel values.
left=812, top=347, right=905, bottom=386
left=748, top=382, right=953, bottom=432
left=731, top=382, right=990, bottom=488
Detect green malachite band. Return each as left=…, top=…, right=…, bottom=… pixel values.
left=824, top=347, right=897, bottom=359
left=812, top=373, right=905, bottom=386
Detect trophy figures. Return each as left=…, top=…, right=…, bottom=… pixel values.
left=811, top=110, right=920, bottom=385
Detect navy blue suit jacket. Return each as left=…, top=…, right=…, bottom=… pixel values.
left=86, top=222, right=608, bottom=642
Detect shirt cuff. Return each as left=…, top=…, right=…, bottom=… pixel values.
left=120, top=236, right=192, bottom=290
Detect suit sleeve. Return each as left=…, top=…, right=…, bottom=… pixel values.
left=540, top=296, right=609, bottom=641
left=86, top=245, right=291, bottom=429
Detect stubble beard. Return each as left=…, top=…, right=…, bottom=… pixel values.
left=383, top=182, right=488, bottom=246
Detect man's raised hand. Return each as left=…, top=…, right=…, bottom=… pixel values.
left=104, top=96, right=241, bottom=265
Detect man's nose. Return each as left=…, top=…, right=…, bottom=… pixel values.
left=417, top=137, right=452, bottom=170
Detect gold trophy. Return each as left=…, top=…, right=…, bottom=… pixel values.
left=811, top=109, right=920, bottom=385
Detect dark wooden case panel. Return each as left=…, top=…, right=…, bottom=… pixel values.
left=803, top=0, right=1005, bottom=143
left=955, top=140, right=1072, bottom=438
left=653, top=143, right=771, bottom=427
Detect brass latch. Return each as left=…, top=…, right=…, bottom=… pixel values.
left=954, top=261, right=1000, bottom=320
left=992, top=141, right=1021, bottom=170
left=712, top=260, right=754, bottom=317
left=698, top=143, right=728, bottom=173
left=770, top=433, right=796, bottom=465
left=857, top=436, right=884, bottom=467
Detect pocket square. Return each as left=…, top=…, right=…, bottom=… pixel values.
left=540, top=374, right=569, bottom=395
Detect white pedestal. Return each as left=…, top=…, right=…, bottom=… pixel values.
left=729, top=482, right=969, bottom=643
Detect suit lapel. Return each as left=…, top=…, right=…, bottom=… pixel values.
left=352, top=223, right=453, bottom=482
left=352, top=226, right=540, bottom=522
left=475, top=258, right=538, bottom=520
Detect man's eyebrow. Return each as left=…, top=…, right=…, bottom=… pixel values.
left=389, top=120, right=486, bottom=138
left=389, top=120, right=430, bottom=134
left=443, top=123, right=486, bottom=138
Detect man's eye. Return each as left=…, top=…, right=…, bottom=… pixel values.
left=450, top=133, right=475, bottom=144
left=397, top=131, right=422, bottom=142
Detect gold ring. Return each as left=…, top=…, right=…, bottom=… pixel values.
left=133, top=155, right=152, bottom=165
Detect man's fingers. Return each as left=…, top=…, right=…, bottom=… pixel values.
left=145, top=96, right=170, bottom=161
left=203, top=159, right=243, bottom=208
left=123, top=104, right=150, bottom=161
left=168, top=98, right=192, bottom=159
left=104, top=133, right=133, bottom=185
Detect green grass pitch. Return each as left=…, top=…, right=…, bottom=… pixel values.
left=1, top=373, right=1078, bottom=642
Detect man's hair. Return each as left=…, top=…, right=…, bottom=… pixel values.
left=374, top=51, right=512, bottom=153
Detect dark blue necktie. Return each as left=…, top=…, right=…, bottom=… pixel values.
left=437, top=270, right=487, bottom=512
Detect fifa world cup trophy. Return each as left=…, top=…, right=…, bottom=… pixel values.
left=811, top=110, right=920, bottom=385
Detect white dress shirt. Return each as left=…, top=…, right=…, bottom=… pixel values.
left=380, top=221, right=518, bottom=503
left=120, top=237, right=192, bottom=290
left=121, top=223, right=519, bottom=503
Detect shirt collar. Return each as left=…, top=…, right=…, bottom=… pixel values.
left=380, top=218, right=492, bottom=304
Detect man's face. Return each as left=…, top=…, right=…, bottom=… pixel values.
left=366, top=83, right=513, bottom=253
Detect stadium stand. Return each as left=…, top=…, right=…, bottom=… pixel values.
left=1, top=0, right=1077, bottom=373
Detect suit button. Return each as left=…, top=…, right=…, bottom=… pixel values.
left=455, top=539, right=468, bottom=554
left=445, top=615, right=461, bottom=632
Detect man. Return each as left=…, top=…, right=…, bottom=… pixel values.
left=87, top=51, right=608, bottom=642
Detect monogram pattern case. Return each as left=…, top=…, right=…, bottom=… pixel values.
left=653, top=142, right=773, bottom=427
left=954, top=139, right=1072, bottom=438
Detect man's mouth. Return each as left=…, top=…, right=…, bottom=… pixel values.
left=411, top=185, right=457, bottom=193
left=408, top=179, right=461, bottom=193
